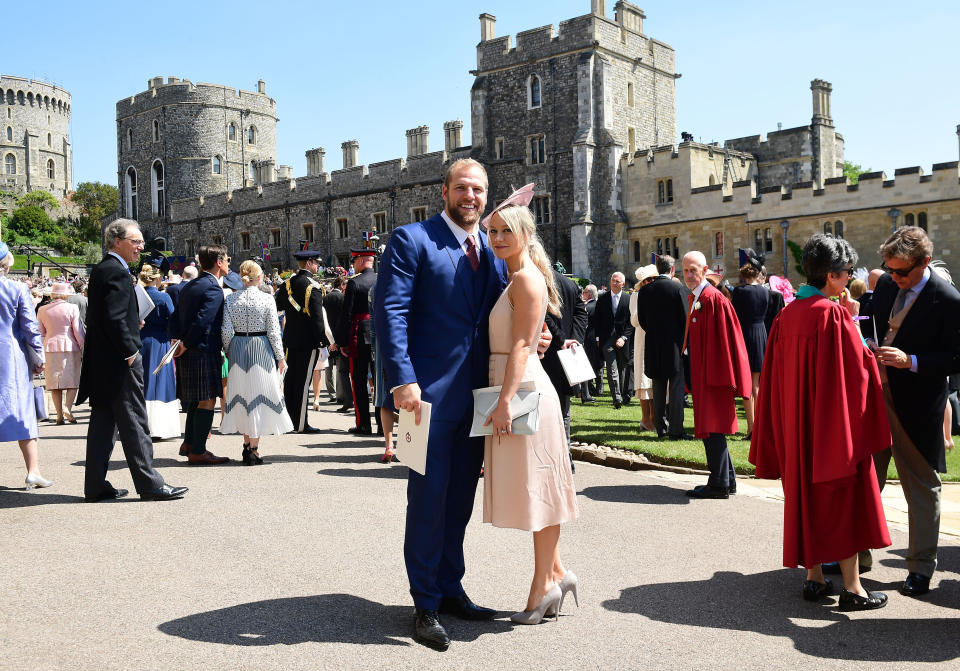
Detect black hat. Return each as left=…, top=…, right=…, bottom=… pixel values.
left=294, top=249, right=323, bottom=260
left=351, top=249, right=376, bottom=258
left=738, top=248, right=765, bottom=271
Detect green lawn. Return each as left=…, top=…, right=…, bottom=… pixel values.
left=12, top=254, right=84, bottom=270
left=570, top=395, right=960, bottom=482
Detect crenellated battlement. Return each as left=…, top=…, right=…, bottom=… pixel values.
left=0, top=75, right=72, bottom=113
left=116, top=76, right=276, bottom=118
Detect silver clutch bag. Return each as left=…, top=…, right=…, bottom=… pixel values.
left=469, top=381, right=542, bottom=437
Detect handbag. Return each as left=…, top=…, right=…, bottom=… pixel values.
left=33, top=375, right=48, bottom=421
left=469, top=381, right=541, bottom=437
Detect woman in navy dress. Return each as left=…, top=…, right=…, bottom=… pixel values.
left=139, top=264, right=180, bottom=439
left=731, top=253, right=769, bottom=438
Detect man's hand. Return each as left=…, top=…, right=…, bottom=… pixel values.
left=394, top=382, right=423, bottom=425
left=173, top=341, right=187, bottom=358
left=537, top=322, right=552, bottom=358
left=127, top=353, right=137, bottom=367
left=875, top=346, right=911, bottom=369
left=615, top=336, right=625, bottom=349
left=329, top=343, right=338, bottom=352
left=561, top=339, right=579, bottom=350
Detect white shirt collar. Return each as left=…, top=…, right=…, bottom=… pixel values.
left=691, top=279, right=709, bottom=307
left=441, top=209, right=479, bottom=250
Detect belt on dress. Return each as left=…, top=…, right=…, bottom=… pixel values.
left=234, top=331, right=267, bottom=336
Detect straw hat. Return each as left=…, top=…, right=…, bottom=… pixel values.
left=51, top=282, right=74, bottom=296
left=634, top=264, right=658, bottom=283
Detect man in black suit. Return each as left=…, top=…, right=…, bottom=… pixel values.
left=580, top=284, right=602, bottom=403
left=636, top=254, right=689, bottom=438
left=541, top=270, right=588, bottom=449
left=77, top=219, right=187, bottom=502
left=336, top=249, right=378, bottom=435
left=276, top=249, right=330, bottom=434
left=594, top=272, right=634, bottom=408
left=869, top=226, right=960, bottom=597
left=323, top=275, right=350, bottom=408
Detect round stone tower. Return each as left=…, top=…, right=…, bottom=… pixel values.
left=0, top=75, right=73, bottom=199
left=115, top=76, right=277, bottom=238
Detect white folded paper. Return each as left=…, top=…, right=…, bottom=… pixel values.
left=396, top=400, right=432, bottom=476
left=135, top=283, right=155, bottom=322
left=153, top=340, right=180, bottom=375
left=556, top=345, right=595, bottom=385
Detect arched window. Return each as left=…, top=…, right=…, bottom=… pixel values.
left=151, top=160, right=165, bottom=217
left=673, top=237, right=679, bottom=258
left=666, top=179, right=674, bottom=203
left=47, top=133, right=52, bottom=147
left=248, top=126, right=256, bottom=144
left=4, top=153, right=15, bottom=175
left=249, top=160, right=257, bottom=182
left=47, top=159, right=55, bottom=179
left=904, top=213, right=915, bottom=227
left=917, top=211, right=928, bottom=231
left=657, top=181, right=665, bottom=204
left=764, top=227, right=773, bottom=253
left=213, top=155, right=222, bottom=175
left=823, top=221, right=833, bottom=235
left=714, top=232, right=724, bottom=258
left=708, top=175, right=716, bottom=186
left=125, top=167, right=138, bottom=219
left=656, top=238, right=663, bottom=255
left=5, top=126, right=11, bottom=141
left=627, top=82, right=634, bottom=107
left=228, top=123, right=236, bottom=141
left=834, top=221, right=844, bottom=239
left=126, top=128, right=133, bottom=150
left=633, top=240, right=641, bottom=262
left=754, top=229, right=762, bottom=250
left=528, top=75, right=542, bottom=109
left=152, top=119, right=160, bottom=142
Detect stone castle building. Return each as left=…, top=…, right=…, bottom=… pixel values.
left=0, top=75, right=73, bottom=211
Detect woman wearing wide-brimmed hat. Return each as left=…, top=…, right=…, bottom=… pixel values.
left=37, top=280, right=85, bottom=424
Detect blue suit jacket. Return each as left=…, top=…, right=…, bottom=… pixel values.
left=170, top=272, right=224, bottom=353
left=374, top=213, right=508, bottom=421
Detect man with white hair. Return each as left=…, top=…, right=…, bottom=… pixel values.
left=681, top=251, right=751, bottom=499
left=594, top=272, right=634, bottom=408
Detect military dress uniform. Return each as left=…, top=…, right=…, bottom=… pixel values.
left=336, top=253, right=377, bottom=433
left=275, top=252, right=330, bottom=433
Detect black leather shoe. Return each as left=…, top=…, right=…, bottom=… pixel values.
left=899, top=572, right=931, bottom=597
left=348, top=426, right=373, bottom=435
left=140, top=484, right=188, bottom=501
left=85, top=487, right=129, bottom=502
left=802, top=578, right=835, bottom=602
left=839, top=589, right=888, bottom=611
left=413, top=609, right=449, bottom=652
left=727, top=481, right=737, bottom=495
left=685, top=484, right=729, bottom=499
left=671, top=432, right=695, bottom=441
left=613, top=401, right=622, bottom=409
left=299, top=425, right=322, bottom=434
left=439, top=593, right=497, bottom=621
left=582, top=398, right=596, bottom=405
left=336, top=406, right=354, bottom=414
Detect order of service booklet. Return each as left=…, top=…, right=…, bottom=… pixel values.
left=396, top=400, right=432, bottom=476
left=556, top=344, right=596, bottom=385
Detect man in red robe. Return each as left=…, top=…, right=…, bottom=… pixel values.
left=681, top=251, right=752, bottom=499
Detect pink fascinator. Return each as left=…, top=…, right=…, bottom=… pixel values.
left=768, top=274, right=796, bottom=304
left=480, top=183, right=536, bottom=229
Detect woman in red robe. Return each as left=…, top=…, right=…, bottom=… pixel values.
left=750, top=234, right=891, bottom=612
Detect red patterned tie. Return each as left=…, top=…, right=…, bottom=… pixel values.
left=465, top=235, right=480, bottom=272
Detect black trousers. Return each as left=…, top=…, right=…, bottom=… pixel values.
left=603, top=338, right=633, bottom=404
left=285, top=347, right=318, bottom=432
left=337, top=354, right=352, bottom=405
left=652, top=368, right=686, bottom=438
left=348, top=342, right=373, bottom=429
left=704, top=432, right=735, bottom=488
left=84, top=353, right=165, bottom=497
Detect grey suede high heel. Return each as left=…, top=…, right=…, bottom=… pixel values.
left=546, top=571, right=579, bottom=617
left=510, top=584, right=561, bottom=625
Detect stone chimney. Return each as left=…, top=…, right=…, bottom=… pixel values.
left=277, top=165, right=292, bottom=180
left=259, top=159, right=276, bottom=183
left=167, top=77, right=180, bottom=84
left=406, top=126, right=430, bottom=157
left=480, top=13, right=496, bottom=41
left=614, top=2, right=645, bottom=33
left=149, top=76, right=164, bottom=89
left=342, top=140, right=359, bottom=169
left=810, top=79, right=837, bottom=189
left=811, top=79, right=832, bottom=124
left=592, top=0, right=606, bottom=17
left=257, top=79, right=266, bottom=94
left=444, top=119, right=464, bottom=151
left=305, top=147, right=326, bottom=176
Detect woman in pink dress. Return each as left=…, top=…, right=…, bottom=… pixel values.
left=37, top=281, right=85, bottom=424
left=482, top=186, right=579, bottom=625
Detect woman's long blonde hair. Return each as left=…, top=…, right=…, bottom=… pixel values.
left=494, top=204, right=561, bottom=316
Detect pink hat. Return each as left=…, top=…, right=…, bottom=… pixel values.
left=768, top=274, right=796, bottom=304
left=51, top=282, right=74, bottom=295
left=480, top=183, right=536, bottom=229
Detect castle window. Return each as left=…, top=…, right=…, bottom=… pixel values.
left=186, top=239, right=196, bottom=258
left=709, top=175, right=716, bottom=186
left=5, top=127, right=10, bottom=141
left=212, top=155, right=222, bottom=175
left=657, top=181, right=665, bottom=204
left=124, top=166, right=138, bottom=219
left=627, top=82, right=634, bottom=107
left=228, top=123, right=236, bottom=141
left=714, top=232, right=724, bottom=258
left=47, top=114, right=51, bottom=126
left=372, top=212, right=387, bottom=233
left=628, top=128, right=636, bottom=154
left=249, top=161, right=257, bottom=182
left=528, top=134, right=546, bottom=165
left=47, top=133, right=51, bottom=148
left=126, top=128, right=133, bottom=150
left=834, top=221, right=844, bottom=239
left=823, top=222, right=833, bottom=235
left=904, top=213, right=914, bottom=228
left=666, top=179, right=673, bottom=203
left=4, top=153, right=15, bottom=175
left=412, top=207, right=427, bottom=223
left=248, top=126, right=256, bottom=145
left=495, top=138, right=504, bottom=160
left=754, top=229, right=762, bottom=250
left=153, top=119, right=160, bottom=142
left=532, top=196, right=550, bottom=225
left=764, top=228, right=773, bottom=254
left=303, top=223, right=314, bottom=243
left=656, top=238, right=663, bottom=256
left=336, top=218, right=348, bottom=239
left=918, top=212, right=928, bottom=231
left=46, top=159, right=54, bottom=179
left=632, top=241, right=640, bottom=262
left=151, top=160, right=165, bottom=217
left=241, top=233, right=251, bottom=250
left=271, top=228, right=281, bottom=247
left=527, top=74, right=542, bottom=110
left=673, top=237, right=679, bottom=258
left=212, top=235, right=223, bottom=245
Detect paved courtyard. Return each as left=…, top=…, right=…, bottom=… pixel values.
left=2, top=402, right=958, bottom=670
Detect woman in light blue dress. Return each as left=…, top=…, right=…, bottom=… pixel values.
left=138, top=264, right=180, bottom=439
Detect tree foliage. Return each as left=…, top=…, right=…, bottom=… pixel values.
left=16, top=189, right=59, bottom=211
left=4, top=204, right=59, bottom=248
left=843, top=161, right=870, bottom=185
left=787, top=240, right=806, bottom=279
left=72, top=181, right=119, bottom=242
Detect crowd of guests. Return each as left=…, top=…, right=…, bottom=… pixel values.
left=0, top=157, right=958, bottom=647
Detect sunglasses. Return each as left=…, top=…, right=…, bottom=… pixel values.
left=881, top=259, right=922, bottom=277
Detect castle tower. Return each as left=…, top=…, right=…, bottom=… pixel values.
left=115, top=77, right=278, bottom=239
left=471, top=1, right=677, bottom=280
left=0, top=75, right=73, bottom=200
left=810, top=79, right=840, bottom=189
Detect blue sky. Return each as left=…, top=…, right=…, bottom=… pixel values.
left=5, top=0, right=959, bottom=186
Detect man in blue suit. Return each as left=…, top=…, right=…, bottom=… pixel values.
left=374, top=158, right=506, bottom=651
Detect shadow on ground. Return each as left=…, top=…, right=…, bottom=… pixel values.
left=318, top=467, right=408, bottom=480
left=0, top=486, right=85, bottom=508
left=579, top=484, right=690, bottom=505
left=157, top=594, right=512, bottom=646
left=603, top=569, right=960, bottom=662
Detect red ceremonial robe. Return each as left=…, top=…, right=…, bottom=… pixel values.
left=687, top=284, right=752, bottom=438
left=749, top=293, right=891, bottom=568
